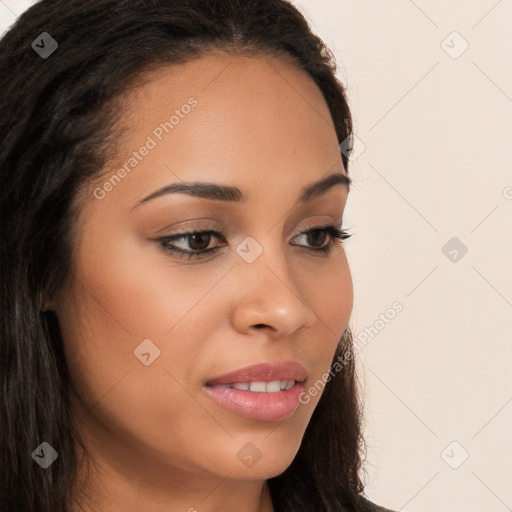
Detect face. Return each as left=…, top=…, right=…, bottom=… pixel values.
left=53, top=52, right=353, bottom=501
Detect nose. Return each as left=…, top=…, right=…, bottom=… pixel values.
left=229, top=245, right=317, bottom=338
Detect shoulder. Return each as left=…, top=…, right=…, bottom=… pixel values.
left=357, top=495, right=397, bottom=512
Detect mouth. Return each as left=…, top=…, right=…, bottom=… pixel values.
left=204, top=361, right=308, bottom=387
left=203, top=361, right=308, bottom=422
left=206, top=379, right=299, bottom=392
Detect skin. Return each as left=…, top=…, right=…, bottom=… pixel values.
left=51, top=52, right=353, bottom=512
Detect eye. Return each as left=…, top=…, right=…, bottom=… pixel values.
left=156, top=224, right=352, bottom=260
left=157, top=228, right=226, bottom=260
left=291, top=224, right=352, bottom=254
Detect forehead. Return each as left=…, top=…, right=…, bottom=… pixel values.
left=122, top=51, right=336, bottom=145
left=81, top=52, right=344, bottom=211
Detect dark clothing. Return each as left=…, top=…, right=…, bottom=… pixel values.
left=267, top=479, right=397, bottom=511
left=359, top=495, right=397, bottom=512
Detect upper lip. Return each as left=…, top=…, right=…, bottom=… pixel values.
left=205, top=361, right=308, bottom=386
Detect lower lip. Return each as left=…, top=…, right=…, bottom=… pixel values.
left=203, top=382, right=305, bottom=422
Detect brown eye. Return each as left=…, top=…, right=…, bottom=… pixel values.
left=187, top=232, right=212, bottom=251
left=305, top=229, right=328, bottom=248
left=157, top=229, right=226, bottom=260
left=291, top=225, right=352, bottom=254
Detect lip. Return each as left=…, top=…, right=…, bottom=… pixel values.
left=204, top=382, right=305, bottom=421
left=203, top=361, right=308, bottom=422
left=205, top=361, right=308, bottom=386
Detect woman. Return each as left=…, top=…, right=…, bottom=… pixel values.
left=0, top=1, right=396, bottom=511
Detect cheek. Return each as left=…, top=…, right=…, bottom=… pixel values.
left=68, top=223, right=230, bottom=339
left=297, top=249, right=353, bottom=336
left=293, top=251, right=353, bottom=401
left=56, top=230, right=231, bottom=446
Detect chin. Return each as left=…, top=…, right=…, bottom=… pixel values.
left=220, top=432, right=304, bottom=480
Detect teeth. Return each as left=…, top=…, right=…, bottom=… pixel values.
left=216, top=380, right=296, bottom=392
left=249, top=381, right=268, bottom=392
left=232, top=382, right=250, bottom=390
left=264, top=380, right=281, bottom=393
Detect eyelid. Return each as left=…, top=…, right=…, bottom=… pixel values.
left=158, top=220, right=342, bottom=242
left=159, top=214, right=343, bottom=235
left=294, top=219, right=343, bottom=235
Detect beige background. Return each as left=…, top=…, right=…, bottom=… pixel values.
left=2, top=1, right=511, bottom=511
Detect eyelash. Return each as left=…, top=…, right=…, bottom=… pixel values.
left=156, top=224, right=352, bottom=260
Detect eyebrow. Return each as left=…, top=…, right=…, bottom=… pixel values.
left=133, top=172, right=351, bottom=209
